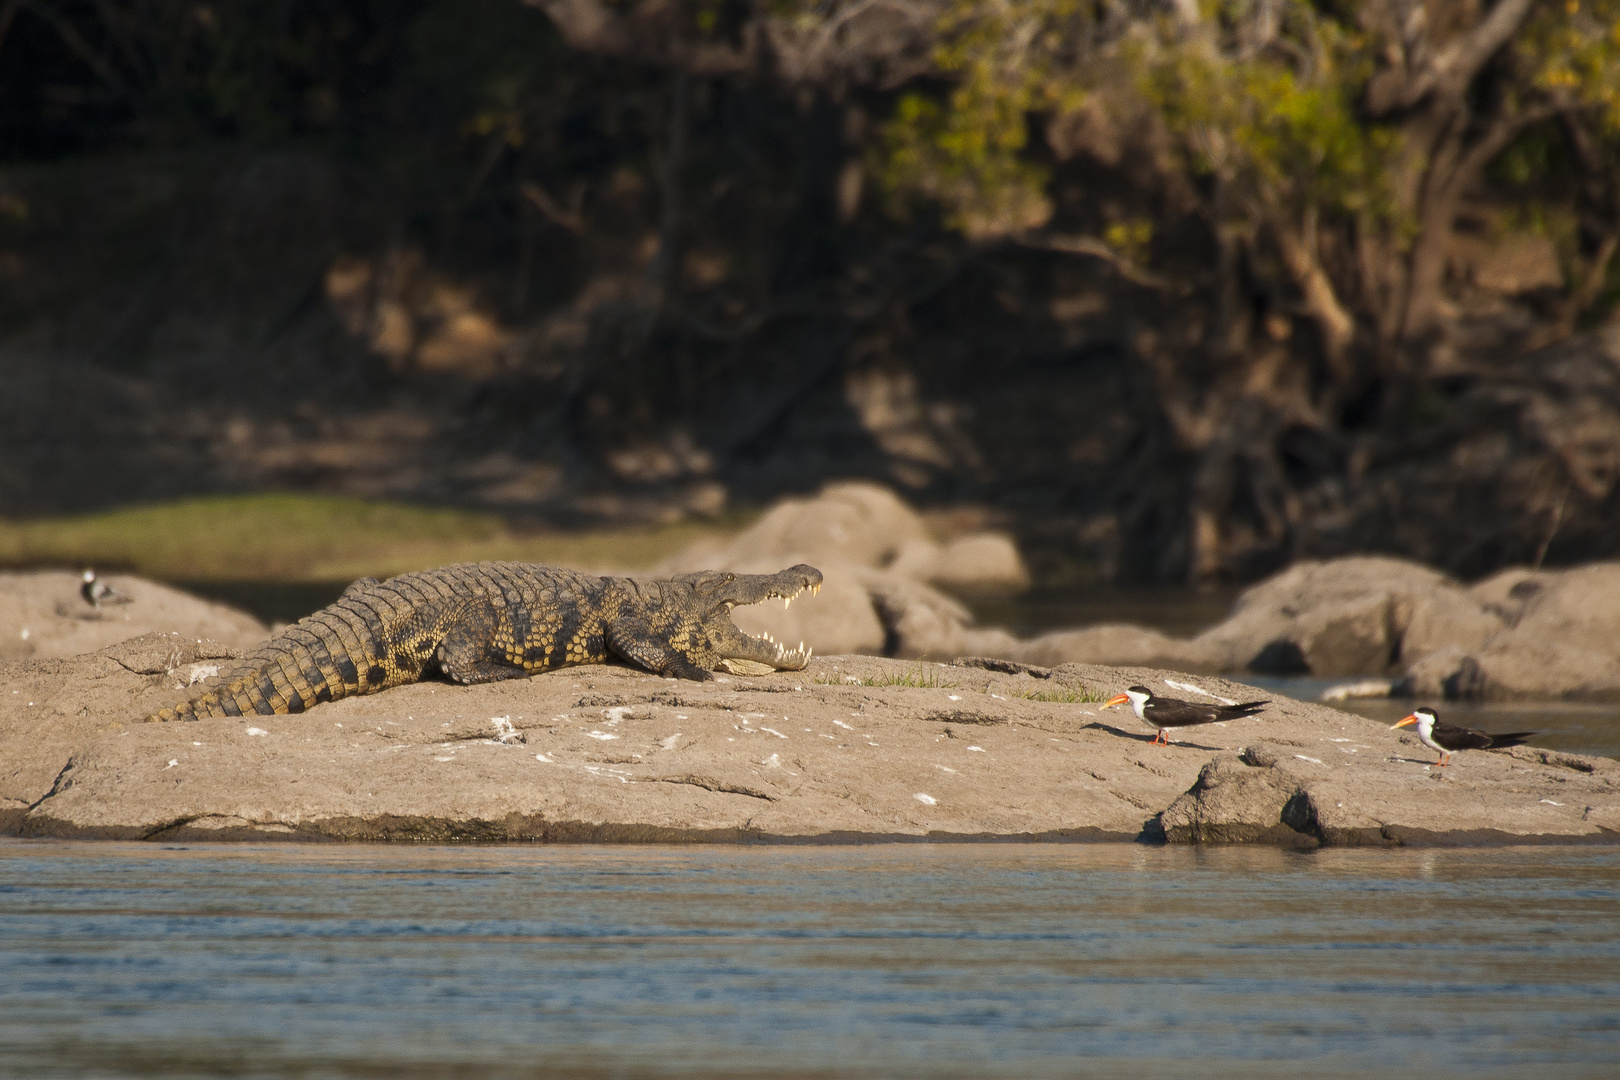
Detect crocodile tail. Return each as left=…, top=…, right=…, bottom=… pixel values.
left=146, top=607, right=387, bottom=722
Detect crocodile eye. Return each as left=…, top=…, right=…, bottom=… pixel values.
left=725, top=574, right=735, bottom=583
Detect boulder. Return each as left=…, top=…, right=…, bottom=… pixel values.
left=1294, top=592, right=1395, bottom=677
left=861, top=571, right=1023, bottom=660
left=1193, top=556, right=1453, bottom=674
left=889, top=534, right=1030, bottom=590
left=1468, top=567, right=1543, bottom=625
left=1393, top=646, right=1485, bottom=699
left=1159, top=751, right=1310, bottom=845
left=0, top=571, right=267, bottom=662
left=1469, top=564, right=1620, bottom=699
left=661, top=482, right=1029, bottom=661
left=671, top=481, right=930, bottom=572
left=1013, top=624, right=1206, bottom=670
left=1401, top=584, right=1506, bottom=660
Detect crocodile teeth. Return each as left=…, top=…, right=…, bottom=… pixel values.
left=784, top=596, right=792, bottom=609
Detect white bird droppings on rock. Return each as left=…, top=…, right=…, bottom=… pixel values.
left=914, top=793, right=936, bottom=806
left=586, top=731, right=618, bottom=741
left=763, top=753, right=781, bottom=768
left=660, top=734, right=681, bottom=750
left=246, top=728, right=267, bottom=737
left=966, top=746, right=985, bottom=753
left=1164, top=678, right=1237, bottom=706
left=164, top=759, right=177, bottom=769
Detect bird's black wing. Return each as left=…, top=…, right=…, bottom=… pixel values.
left=1483, top=731, right=1537, bottom=749
left=1432, top=722, right=1498, bottom=751
left=1145, top=699, right=1223, bottom=727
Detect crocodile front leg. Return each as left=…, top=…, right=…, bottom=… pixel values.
left=606, top=619, right=714, bottom=681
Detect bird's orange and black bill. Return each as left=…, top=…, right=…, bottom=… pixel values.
left=1393, top=714, right=1420, bottom=729
left=1102, top=693, right=1130, bottom=709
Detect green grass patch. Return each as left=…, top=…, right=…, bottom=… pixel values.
left=0, top=492, right=748, bottom=583
left=818, top=666, right=960, bottom=689
left=1011, top=684, right=1106, bottom=704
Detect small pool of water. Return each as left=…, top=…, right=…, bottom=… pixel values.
left=1, top=841, right=1616, bottom=1079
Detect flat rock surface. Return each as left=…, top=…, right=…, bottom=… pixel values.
left=2, top=640, right=1616, bottom=846
left=0, top=571, right=268, bottom=662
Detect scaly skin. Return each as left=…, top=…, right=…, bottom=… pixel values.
left=147, top=562, right=822, bottom=721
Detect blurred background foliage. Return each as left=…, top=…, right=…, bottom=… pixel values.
left=4, top=0, right=1620, bottom=585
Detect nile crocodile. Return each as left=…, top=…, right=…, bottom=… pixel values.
left=148, top=561, right=821, bottom=722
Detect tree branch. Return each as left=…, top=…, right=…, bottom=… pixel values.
left=1454, top=101, right=1580, bottom=191
left=1429, top=0, right=1538, bottom=99
left=1011, top=231, right=1185, bottom=291
left=1366, top=0, right=1538, bottom=114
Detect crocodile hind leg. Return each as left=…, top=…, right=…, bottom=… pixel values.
left=435, top=621, right=531, bottom=686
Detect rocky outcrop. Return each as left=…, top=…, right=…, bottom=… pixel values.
left=3, top=640, right=1614, bottom=844
left=910, top=552, right=1620, bottom=703
left=673, top=487, right=1620, bottom=700
left=0, top=571, right=268, bottom=662
left=661, top=481, right=1031, bottom=659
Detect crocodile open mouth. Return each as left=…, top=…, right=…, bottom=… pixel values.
left=718, top=630, right=813, bottom=675
left=723, top=579, right=821, bottom=612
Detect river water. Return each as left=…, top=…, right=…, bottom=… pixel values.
left=2, top=840, right=1617, bottom=1079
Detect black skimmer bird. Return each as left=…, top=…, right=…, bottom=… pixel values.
left=1392, top=707, right=1535, bottom=767
left=1100, top=685, right=1269, bottom=745
left=80, top=569, right=131, bottom=610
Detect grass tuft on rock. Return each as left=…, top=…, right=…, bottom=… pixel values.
left=820, top=666, right=961, bottom=689
left=1011, top=685, right=1107, bottom=704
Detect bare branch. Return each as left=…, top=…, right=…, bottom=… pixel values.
left=1429, top=0, right=1538, bottom=99
left=1012, top=231, right=1185, bottom=292
left=520, top=181, right=586, bottom=233
left=1366, top=0, right=1538, bottom=114
left=1454, top=101, right=1581, bottom=189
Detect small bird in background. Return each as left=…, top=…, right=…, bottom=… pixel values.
left=80, top=569, right=131, bottom=610
left=1392, top=707, right=1536, bottom=767
left=1100, top=685, right=1269, bottom=746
